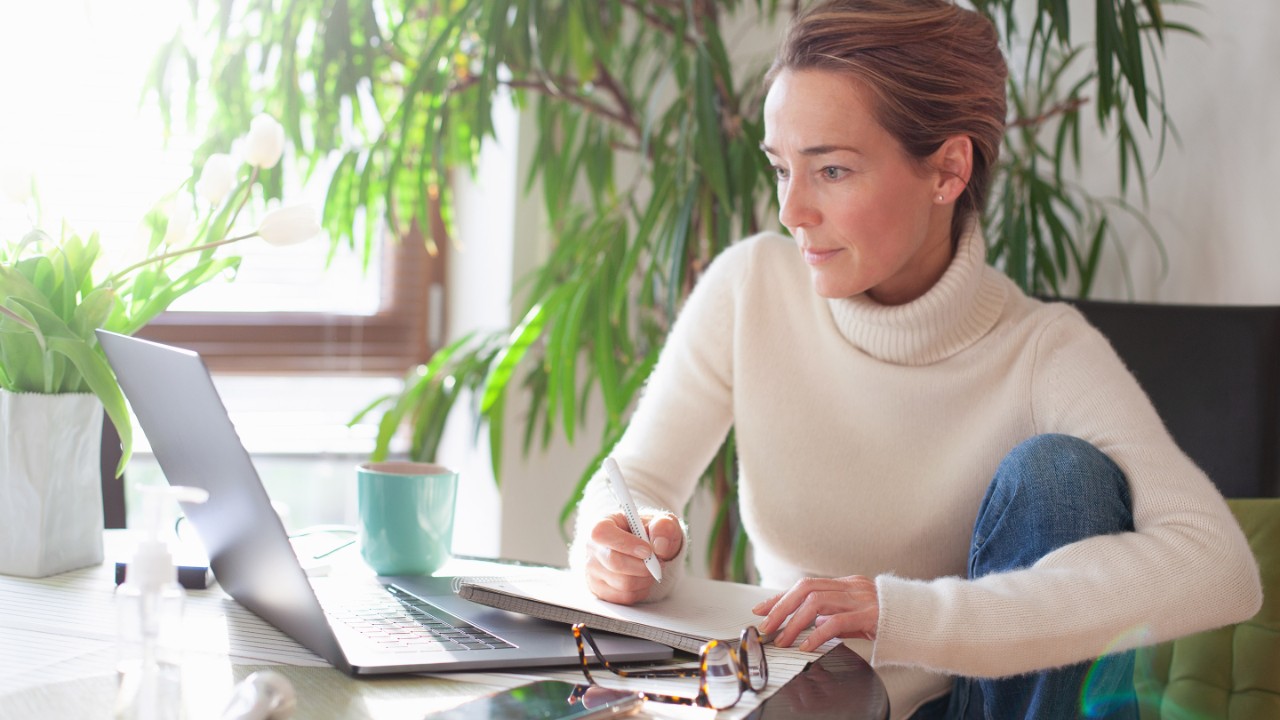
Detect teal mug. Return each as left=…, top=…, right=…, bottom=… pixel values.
left=356, top=461, right=458, bottom=575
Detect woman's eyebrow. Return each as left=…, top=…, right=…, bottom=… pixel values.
left=759, top=142, right=862, bottom=156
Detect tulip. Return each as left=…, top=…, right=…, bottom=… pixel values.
left=255, top=203, right=320, bottom=246
left=162, top=200, right=194, bottom=246
left=195, top=153, right=236, bottom=206
left=0, top=163, right=33, bottom=205
left=244, top=114, right=285, bottom=169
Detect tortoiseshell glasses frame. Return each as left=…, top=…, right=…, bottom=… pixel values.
left=570, top=622, right=768, bottom=710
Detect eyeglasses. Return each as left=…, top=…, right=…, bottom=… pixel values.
left=571, top=622, right=768, bottom=710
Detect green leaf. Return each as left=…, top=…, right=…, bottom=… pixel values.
left=70, top=288, right=115, bottom=340
left=480, top=287, right=568, bottom=414
left=486, top=390, right=506, bottom=486
left=0, top=300, right=50, bottom=392
left=593, top=288, right=622, bottom=427
left=46, top=336, right=132, bottom=475
left=553, top=281, right=592, bottom=443
left=693, top=51, right=732, bottom=212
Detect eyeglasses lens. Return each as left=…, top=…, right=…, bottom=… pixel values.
left=702, top=642, right=743, bottom=708
left=743, top=629, right=768, bottom=691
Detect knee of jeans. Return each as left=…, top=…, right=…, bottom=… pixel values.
left=992, top=433, right=1133, bottom=529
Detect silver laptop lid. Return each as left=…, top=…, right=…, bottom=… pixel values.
left=97, top=330, right=351, bottom=672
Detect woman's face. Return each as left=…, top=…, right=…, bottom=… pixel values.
left=762, top=69, right=955, bottom=304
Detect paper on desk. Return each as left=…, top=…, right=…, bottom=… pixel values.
left=0, top=560, right=327, bottom=696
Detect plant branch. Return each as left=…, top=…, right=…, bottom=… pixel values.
left=224, top=167, right=261, bottom=234
left=103, top=232, right=256, bottom=287
left=617, top=0, right=697, bottom=44
left=482, top=75, right=641, bottom=141
left=591, top=61, right=643, bottom=142
left=1008, top=96, right=1090, bottom=130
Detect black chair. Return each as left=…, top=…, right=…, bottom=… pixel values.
left=1063, top=298, right=1280, bottom=498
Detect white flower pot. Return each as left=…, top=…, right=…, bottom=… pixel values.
left=0, top=390, right=105, bottom=577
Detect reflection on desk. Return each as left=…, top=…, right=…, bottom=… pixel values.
left=0, top=551, right=888, bottom=720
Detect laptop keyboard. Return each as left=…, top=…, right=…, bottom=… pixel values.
left=324, top=584, right=516, bottom=653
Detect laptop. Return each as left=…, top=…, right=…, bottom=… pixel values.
left=97, top=330, right=673, bottom=675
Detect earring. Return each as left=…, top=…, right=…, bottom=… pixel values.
left=936, top=194, right=945, bottom=202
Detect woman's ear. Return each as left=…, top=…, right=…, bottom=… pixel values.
left=931, top=135, right=973, bottom=204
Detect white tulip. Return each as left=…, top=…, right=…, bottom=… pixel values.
left=244, top=114, right=286, bottom=169
left=162, top=200, right=195, bottom=246
left=0, top=161, right=33, bottom=205
left=255, top=203, right=320, bottom=246
left=195, top=153, right=236, bottom=206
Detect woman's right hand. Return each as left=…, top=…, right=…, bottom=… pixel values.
left=583, top=512, right=683, bottom=605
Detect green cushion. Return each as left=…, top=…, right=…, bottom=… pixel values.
left=1135, top=498, right=1280, bottom=719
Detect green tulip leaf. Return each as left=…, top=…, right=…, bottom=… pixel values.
left=46, top=335, right=132, bottom=475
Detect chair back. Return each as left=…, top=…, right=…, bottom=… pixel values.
left=1134, top=498, right=1280, bottom=718
left=1065, top=299, right=1280, bottom=498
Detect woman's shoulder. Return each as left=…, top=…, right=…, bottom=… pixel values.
left=700, top=231, right=804, bottom=286
left=716, top=231, right=795, bottom=263
left=997, top=291, right=1136, bottom=384
left=999, top=284, right=1102, bottom=337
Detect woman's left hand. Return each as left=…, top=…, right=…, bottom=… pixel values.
left=752, top=575, right=879, bottom=652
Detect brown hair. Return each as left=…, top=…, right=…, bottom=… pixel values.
left=767, top=0, right=1008, bottom=242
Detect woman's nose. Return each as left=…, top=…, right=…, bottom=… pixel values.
left=777, top=179, right=818, bottom=231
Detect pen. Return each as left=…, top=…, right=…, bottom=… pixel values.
left=602, top=457, right=663, bottom=583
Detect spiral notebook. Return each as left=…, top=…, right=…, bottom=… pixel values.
left=456, top=567, right=781, bottom=654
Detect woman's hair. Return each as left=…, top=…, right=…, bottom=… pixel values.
left=767, top=0, right=1008, bottom=241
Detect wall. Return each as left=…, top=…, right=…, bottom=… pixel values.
left=1076, top=1, right=1280, bottom=304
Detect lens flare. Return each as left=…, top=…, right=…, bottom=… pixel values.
left=1079, top=625, right=1151, bottom=717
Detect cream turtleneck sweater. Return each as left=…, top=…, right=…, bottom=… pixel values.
left=569, top=227, right=1261, bottom=719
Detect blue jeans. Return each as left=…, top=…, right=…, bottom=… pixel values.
left=911, top=434, right=1139, bottom=720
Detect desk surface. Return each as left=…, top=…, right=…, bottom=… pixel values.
left=0, top=553, right=888, bottom=720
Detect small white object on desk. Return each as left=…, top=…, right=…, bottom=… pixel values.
left=220, top=670, right=296, bottom=720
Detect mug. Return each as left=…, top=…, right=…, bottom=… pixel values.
left=356, top=461, right=458, bottom=575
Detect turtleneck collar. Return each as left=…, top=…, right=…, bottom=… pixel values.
left=825, top=223, right=1008, bottom=365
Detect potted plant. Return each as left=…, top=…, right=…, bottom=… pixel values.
left=152, top=1, right=1195, bottom=579
left=0, top=113, right=320, bottom=578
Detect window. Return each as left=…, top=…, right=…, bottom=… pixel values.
left=0, top=1, right=441, bottom=376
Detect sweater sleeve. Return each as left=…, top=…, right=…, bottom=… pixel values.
left=871, top=305, right=1263, bottom=677
left=568, top=238, right=751, bottom=598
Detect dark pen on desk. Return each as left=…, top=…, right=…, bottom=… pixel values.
left=602, top=457, right=663, bottom=583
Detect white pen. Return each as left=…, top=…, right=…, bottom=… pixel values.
left=602, top=456, right=663, bottom=583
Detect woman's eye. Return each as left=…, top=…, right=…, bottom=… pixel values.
left=771, top=165, right=790, bottom=181
left=820, top=166, right=847, bottom=180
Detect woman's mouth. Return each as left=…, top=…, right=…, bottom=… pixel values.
left=802, top=247, right=843, bottom=265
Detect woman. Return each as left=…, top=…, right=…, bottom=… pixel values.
left=569, top=1, right=1262, bottom=717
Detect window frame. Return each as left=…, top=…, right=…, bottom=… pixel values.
left=137, top=218, right=444, bottom=375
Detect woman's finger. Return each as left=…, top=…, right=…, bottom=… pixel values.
left=795, top=608, right=874, bottom=651
left=646, top=514, right=683, bottom=561
left=752, top=591, right=785, bottom=617
left=760, top=576, right=878, bottom=647
left=758, top=577, right=850, bottom=637
left=591, top=514, right=658, bottom=562
left=585, top=571, right=649, bottom=604
left=585, top=552, right=654, bottom=603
